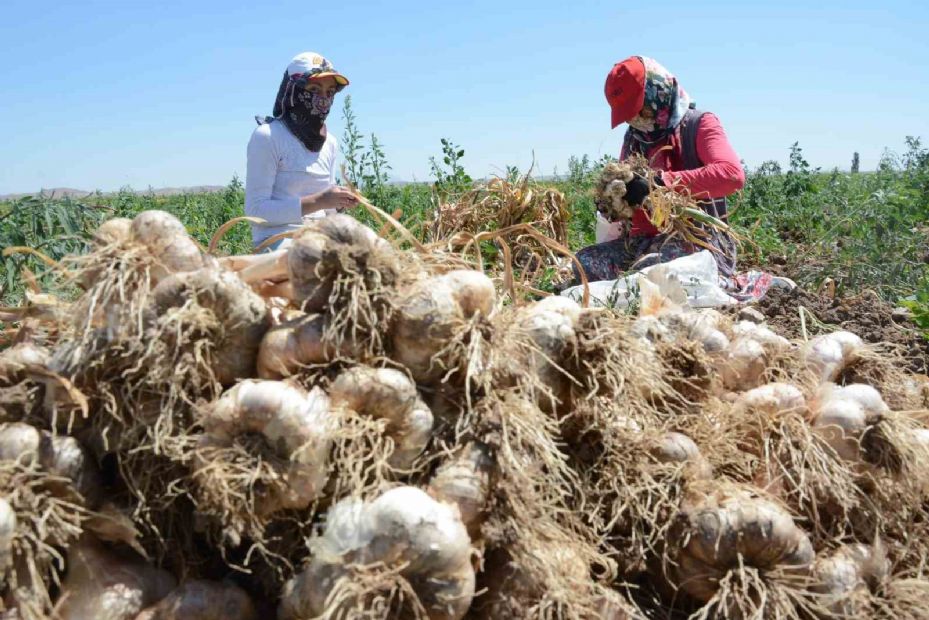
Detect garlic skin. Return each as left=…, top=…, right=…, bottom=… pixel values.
left=803, top=331, right=865, bottom=383
left=198, top=380, right=336, bottom=512
left=279, top=486, right=474, bottom=620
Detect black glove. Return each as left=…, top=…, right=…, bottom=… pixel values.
left=624, top=174, right=650, bottom=206
left=624, top=172, right=664, bottom=207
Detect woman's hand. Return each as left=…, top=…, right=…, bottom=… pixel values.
left=301, top=186, right=358, bottom=215
left=624, top=172, right=665, bottom=207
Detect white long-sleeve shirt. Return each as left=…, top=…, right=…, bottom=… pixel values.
left=245, top=120, right=338, bottom=247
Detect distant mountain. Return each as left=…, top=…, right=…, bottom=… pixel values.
left=0, top=185, right=227, bottom=201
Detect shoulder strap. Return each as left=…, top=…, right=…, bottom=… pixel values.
left=679, top=108, right=706, bottom=171
left=679, top=108, right=730, bottom=221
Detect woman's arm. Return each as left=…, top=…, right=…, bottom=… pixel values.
left=662, top=113, right=745, bottom=200
left=245, top=127, right=304, bottom=226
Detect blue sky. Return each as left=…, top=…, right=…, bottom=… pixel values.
left=0, top=0, right=927, bottom=193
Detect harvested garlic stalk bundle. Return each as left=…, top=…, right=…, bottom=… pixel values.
left=716, top=321, right=791, bottom=390
left=514, top=297, right=581, bottom=371
left=0, top=423, right=101, bottom=506
left=56, top=537, right=177, bottom=620
left=287, top=214, right=398, bottom=310
left=91, top=217, right=133, bottom=247
left=594, top=161, right=637, bottom=222
left=237, top=215, right=401, bottom=306
left=0, top=342, right=49, bottom=386
left=803, top=330, right=865, bottom=383
left=427, top=442, right=494, bottom=538
left=650, top=432, right=713, bottom=480
left=729, top=382, right=871, bottom=529
left=257, top=313, right=360, bottom=380
left=731, top=382, right=807, bottom=417
left=134, top=580, right=257, bottom=620
left=151, top=268, right=271, bottom=386
left=329, top=366, right=434, bottom=469
left=280, top=486, right=474, bottom=620
left=498, top=296, right=583, bottom=410
left=75, top=217, right=134, bottom=290
left=0, top=497, right=15, bottom=576
left=811, top=383, right=889, bottom=463
left=129, top=210, right=204, bottom=283
left=198, top=380, right=336, bottom=513
left=630, top=314, right=673, bottom=344
left=517, top=297, right=582, bottom=367
left=812, top=542, right=889, bottom=615
left=391, top=270, right=496, bottom=384
left=474, top=541, right=618, bottom=620
left=667, top=481, right=814, bottom=603
left=657, top=309, right=731, bottom=354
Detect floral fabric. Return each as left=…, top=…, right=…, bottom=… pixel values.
left=625, top=57, right=692, bottom=150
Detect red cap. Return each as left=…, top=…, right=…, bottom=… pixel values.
left=605, top=56, right=646, bottom=129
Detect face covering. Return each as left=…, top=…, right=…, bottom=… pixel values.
left=256, top=71, right=335, bottom=152
left=626, top=57, right=693, bottom=149
left=282, top=85, right=334, bottom=152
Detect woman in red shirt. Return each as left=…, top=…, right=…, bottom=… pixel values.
left=575, top=56, right=745, bottom=281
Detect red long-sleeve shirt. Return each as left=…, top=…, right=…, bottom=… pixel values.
left=620, top=112, right=745, bottom=237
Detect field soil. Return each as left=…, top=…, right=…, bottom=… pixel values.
left=755, top=287, right=929, bottom=374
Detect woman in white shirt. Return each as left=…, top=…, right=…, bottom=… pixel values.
left=245, top=52, right=357, bottom=249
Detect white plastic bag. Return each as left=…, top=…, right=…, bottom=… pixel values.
left=594, top=212, right=622, bottom=244
left=561, top=250, right=737, bottom=310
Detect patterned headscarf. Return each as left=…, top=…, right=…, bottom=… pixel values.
left=625, top=57, right=693, bottom=152
left=256, top=53, right=348, bottom=152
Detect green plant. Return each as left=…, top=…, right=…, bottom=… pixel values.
left=340, top=95, right=364, bottom=188
left=360, top=134, right=391, bottom=204
left=566, top=154, right=591, bottom=185
left=900, top=280, right=929, bottom=338
left=430, top=138, right=472, bottom=198
left=0, top=195, right=108, bottom=303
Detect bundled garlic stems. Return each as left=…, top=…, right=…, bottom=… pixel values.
left=279, top=486, right=474, bottom=620
left=0, top=422, right=100, bottom=506
left=803, top=330, right=865, bottom=383
left=593, top=161, right=637, bottom=222
left=56, top=538, right=177, bottom=620
left=668, top=481, right=813, bottom=603
left=129, top=210, right=205, bottom=283
left=11, top=207, right=929, bottom=619
left=427, top=442, right=494, bottom=537
left=198, top=380, right=336, bottom=513
left=716, top=321, right=791, bottom=390
left=812, top=543, right=889, bottom=615
left=134, top=580, right=257, bottom=620
left=0, top=498, right=15, bottom=576
left=811, top=383, right=888, bottom=463
left=150, top=268, right=271, bottom=386
left=329, top=366, right=434, bottom=469
left=391, top=270, right=495, bottom=384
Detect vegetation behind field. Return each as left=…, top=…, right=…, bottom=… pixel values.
left=2, top=98, right=927, bottom=330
